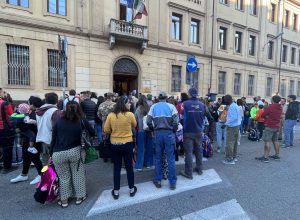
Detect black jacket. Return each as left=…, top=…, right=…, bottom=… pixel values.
left=285, top=101, right=300, bottom=120
left=80, top=99, right=97, bottom=121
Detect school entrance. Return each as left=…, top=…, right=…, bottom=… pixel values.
left=113, top=58, right=139, bottom=96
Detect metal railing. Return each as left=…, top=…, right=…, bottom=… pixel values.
left=110, top=19, right=148, bottom=40
left=7, top=44, right=30, bottom=86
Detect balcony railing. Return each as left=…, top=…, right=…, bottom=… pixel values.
left=109, top=19, right=148, bottom=53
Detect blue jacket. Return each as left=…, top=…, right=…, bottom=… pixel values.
left=183, top=98, right=205, bottom=133
left=147, top=100, right=179, bottom=131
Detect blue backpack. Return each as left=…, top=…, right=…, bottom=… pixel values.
left=202, top=134, right=213, bottom=158
left=9, top=113, right=25, bottom=127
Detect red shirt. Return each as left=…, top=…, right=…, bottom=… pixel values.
left=261, top=104, right=282, bottom=129
left=0, top=99, right=13, bottom=130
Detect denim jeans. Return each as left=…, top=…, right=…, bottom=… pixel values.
left=284, top=119, right=297, bottom=146
left=153, top=130, right=177, bottom=185
left=95, top=123, right=103, bottom=142
left=135, top=131, right=153, bottom=169
left=216, top=122, right=227, bottom=149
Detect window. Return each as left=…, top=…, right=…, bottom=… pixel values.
left=280, top=79, right=286, bottom=97
left=219, top=27, right=227, bottom=50
left=6, top=0, right=28, bottom=7
left=282, top=45, right=287, bottom=62
left=48, top=49, right=66, bottom=87
left=235, top=31, right=242, bottom=53
left=266, top=77, right=273, bottom=97
left=285, top=10, right=290, bottom=28
left=291, top=48, right=296, bottom=64
left=268, top=41, right=274, bottom=60
left=119, top=0, right=133, bottom=22
left=7, top=44, right=30, bottom=86
left=219, top=0, right=228, bottom=4
left=186, top=69, right=199, bottom=89
left=270, top=3, right=276, bottom=22
left=172, top=13, right=182, bottom=41
left=236, top=0, right=244, bottom=10
left=234, top=73, right=241, bottom=95
left=250, top=0, right=257, bottom=15
left=171, top=65, right=181, bottom=92
left=248, top=75, right=254, bottom=96
left=297, top=81, right=300, bottom=98
left=290, top=80, right=295, bottom=95
left=293, top=14, right=298, bottom=31
left=218, top=71, right=226, bottom=94
left=190, top=19, right=200, bottom=44
left=47, top=0, right=66, bottom=16
left=249, top=35, right=256, bottom=56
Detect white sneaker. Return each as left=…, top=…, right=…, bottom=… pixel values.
left=237, top=142, right=241, bottom=146
left=27, top=147, right=38, bottom=154
left=30, top=175, right=41, bottom=185
left=10, top=175, right=28, bottom=183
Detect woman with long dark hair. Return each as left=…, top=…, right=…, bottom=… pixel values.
left=104, top=96, right=137, bottom=199
left=134, top=95, right=153, bottom=171
left=50, top=101, right=95, bottom=208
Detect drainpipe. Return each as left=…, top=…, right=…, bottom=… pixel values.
left=208, top=0, right=215, bottom=94
left=277, top=0, right=284, bottom=94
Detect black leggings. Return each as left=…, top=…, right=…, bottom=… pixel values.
left=22, top=141, right=43, bottom=175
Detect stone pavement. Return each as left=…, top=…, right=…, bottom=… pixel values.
left=1, top=125, right=300, bottom=220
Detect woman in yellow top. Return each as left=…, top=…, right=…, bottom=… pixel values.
left=104, top=96, right=137, bottom=200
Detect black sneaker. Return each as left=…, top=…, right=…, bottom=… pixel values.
left=255, top=156, right=269, bottom=163
left=269, top=155, right=280, bottom=160
left=180, top=170, right=193, bottom=179
left=193, top=168, right=203, bottom=175
left=153, top=180, right=161, bottom=188
left=129, top=186, right=137, bottom=197
left=170, top=184, right=176, bottom=190
left=111, top=190, right=119, bottom=200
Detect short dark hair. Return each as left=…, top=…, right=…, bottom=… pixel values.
left=272, top=95, right=281, bottom=103
left=237, top=99, right=243, bottom=106
left=45, top=92, right=58, bottom=105
left=223, top=95, right=233, bottom=105
left=69, top=89, right=76, bottom=96
left=28, top=96, right=43, bottom=108
left=180, top=93, right=189, bottom=102
left=288, top=95, right=296, bottom=101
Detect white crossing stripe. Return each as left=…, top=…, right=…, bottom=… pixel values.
left=87, top=169, right=222, bottom=217
left=172, top=199, right=250, bottom=220
left=121, top=156, right=208, bottom=174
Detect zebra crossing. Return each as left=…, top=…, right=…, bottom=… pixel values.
left=87, top=168, right=251, bottom=219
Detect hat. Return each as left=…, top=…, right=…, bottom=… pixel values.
left=18, top=103, right=30, bottom=114
left=106, top=92, right=114, bottom=98
left=188, top=88, right=198, bottom=98
left=159, top=91, right=167, bottom=99
left=257, top=100, right=264, bottom=106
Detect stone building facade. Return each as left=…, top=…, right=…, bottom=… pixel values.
left=0, top=0, right=300, bottom=101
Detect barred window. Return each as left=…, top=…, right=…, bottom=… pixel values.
left=48, top=49, right=66, bottom=87
left=218, top=71, right=226, bottom=94
left=280, top=79, right=286, bottom=97
left=266, top=77, right=273, bottom=97
left=289, top=80, right=295, bottom=95
left=297, top=81, right=300, bottom=98
left=171, top=65, right=181, bottom=92
left=248, top=75, right=254, bottom=96
left=234, top=73, right=241, bottom=95
left=7, top=44, right=30, bottom=86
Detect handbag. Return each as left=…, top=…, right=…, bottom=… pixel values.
left=80, top=120, right=98, bottom=164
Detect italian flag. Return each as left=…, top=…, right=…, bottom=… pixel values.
left=133, top=0, right=148, bottom=20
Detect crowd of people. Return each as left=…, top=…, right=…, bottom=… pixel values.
left=0, top=86, right=299, bottom=207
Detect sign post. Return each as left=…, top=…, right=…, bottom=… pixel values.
left=58, top=35, right=68, bottom=99
left=186, top=56, right=198, bottom=88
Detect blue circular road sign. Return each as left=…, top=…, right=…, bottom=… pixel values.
left=186, top=57, right=198, bottom=72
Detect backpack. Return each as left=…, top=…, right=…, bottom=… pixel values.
left=219, top=110, right=227, bottom=123
left=34, top=162, right=58, bottom=204
left=202, top=134, right=213, bottom=158
left=248, top=128, right=259, bottom=141
left=9, top=113, right=25, bottom=127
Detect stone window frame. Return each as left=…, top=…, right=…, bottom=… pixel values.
left=170, top=64, right=182, bottom=93
left=169, top=7, right=185, bottom=45
left=188, top=13, right=204, bottom=48
left=0, top=38, right=35, bottom=89
left=269, top=1, right=277, bottom=24
left=266, top=36, right=275, bottom=62
left=290, top=46, right=297, bottom=66
left=282, top=44, right=288, bottom=63
left=265, top=76, right=273, bottom=97
left=42, top=0, right=70, bottom=21
left=235, top=0, right=244, bottom=12
left=1, top=0, right=33, bottom=13
left=247, top=74, right=256, bottom=97
left=249, top=0, right=258, bottom=17
left=233, top=72, right=242, bottom=96
left=217, top=70, right=227, bottom=95
left=247, top=30, right=259, bottom=59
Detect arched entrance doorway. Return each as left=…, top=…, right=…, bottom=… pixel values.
left=113, top=58, right=139, bottom=95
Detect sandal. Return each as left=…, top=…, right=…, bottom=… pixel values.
left=75, top=196, right=87, bottom=205
left=58, top=200, right=69, bottom=208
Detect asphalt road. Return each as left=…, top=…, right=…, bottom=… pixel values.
left=1, top=125, right=300, bottom=220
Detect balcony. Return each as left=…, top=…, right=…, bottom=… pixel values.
left=109, top=19, right=148, bottom=53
